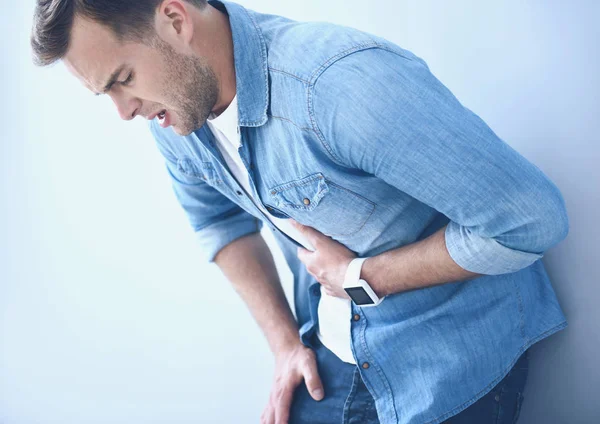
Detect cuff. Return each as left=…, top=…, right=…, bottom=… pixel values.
left=444, top=220, right=544, bottom=275
left=196, top=212, right=263, bottom=263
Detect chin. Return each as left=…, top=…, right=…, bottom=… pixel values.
left=173, top=125, right=197, bottom=136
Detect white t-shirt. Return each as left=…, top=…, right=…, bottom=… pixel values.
left=206, top=94, right=356, bottom=364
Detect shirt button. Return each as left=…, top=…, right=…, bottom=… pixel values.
left=353, top=314, right=360, bottom=321
left=236, top=190, right=243, bottom=196
left=303, top=198, right=310, bottom=205
left=362, top=362, right=370, bottom=369
left=494, top=394, right=500, bottom=402
left=271, top=190, right=276, bottom=195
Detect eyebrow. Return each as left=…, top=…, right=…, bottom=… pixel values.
left=95, top=64, right=127, bottom=96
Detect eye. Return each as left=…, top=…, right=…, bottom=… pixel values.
left=121, top=72, right=134, bottom=86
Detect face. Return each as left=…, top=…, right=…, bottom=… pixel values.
left=64, top=14, right=219, bottom=136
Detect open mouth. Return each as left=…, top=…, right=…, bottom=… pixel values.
left=157, top=109, right=170, bottom=128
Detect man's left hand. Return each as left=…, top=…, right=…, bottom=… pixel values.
left=290, top=219, right=356, bottom=299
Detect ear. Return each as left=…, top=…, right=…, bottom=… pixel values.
left=154, top=0, right=194, bottom=50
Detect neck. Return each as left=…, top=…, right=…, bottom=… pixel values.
left=191, top=4, right=236, bottom=117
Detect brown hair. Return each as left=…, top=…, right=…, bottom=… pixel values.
left=31, top=0, right=208, bottom=66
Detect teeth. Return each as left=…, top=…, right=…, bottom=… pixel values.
left=158, top=111, right=166, bottom=120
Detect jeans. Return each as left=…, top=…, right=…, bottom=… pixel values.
left=289, top=334, right=529, bottom=424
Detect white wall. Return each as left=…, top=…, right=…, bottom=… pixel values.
left=1, top=1, right=598, bottom=423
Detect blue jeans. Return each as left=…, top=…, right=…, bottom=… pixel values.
left=289, top=334, right=529, bottom=424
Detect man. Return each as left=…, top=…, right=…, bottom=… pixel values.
left=31, top=1, right=569, bottom=423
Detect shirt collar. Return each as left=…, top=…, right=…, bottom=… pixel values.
left=208, top=0, right=269, bottom=127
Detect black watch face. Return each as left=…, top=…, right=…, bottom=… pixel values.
left=344, top=287, right=375, bottom=305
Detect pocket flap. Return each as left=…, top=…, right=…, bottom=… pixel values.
left=268, top=172, right=329, bottom=211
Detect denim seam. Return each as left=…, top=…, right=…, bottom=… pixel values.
left=424, top=320, right=567, bottom=424
left=238, top=7, right=269, bottom=126
left=306, top=43, right=383, bottom=167
left=513, top=277, right=527, bottom=343
left=342, top=368, right=361, bottom=424
left=307, top=44, right=417, bottom=169
left=357, top=312, right=399, bottom=423
left=327, top=180, right=376, bottom=207
left=495, top=379, right=508, bottom=424
left=270, top=173, right=325, bottom=193
left=326, top=181, right=376, bottom=236
left=268, top=67, right=311, bottom=84
left=269, top=114, right=313, bottom=132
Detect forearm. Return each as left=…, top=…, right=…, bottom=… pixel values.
left=362, top=224, right=483, bottom=297
left=213, top=231, right=300, bottom=355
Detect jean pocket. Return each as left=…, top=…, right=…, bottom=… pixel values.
left=268, top=172, right=376, bottom=237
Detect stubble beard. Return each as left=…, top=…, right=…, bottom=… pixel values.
left=154, top=37, right=219, bottom=136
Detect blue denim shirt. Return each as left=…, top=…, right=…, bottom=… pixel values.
left=148, top=1, right=569, bottom=423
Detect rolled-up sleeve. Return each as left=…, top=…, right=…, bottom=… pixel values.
left=311, top=45, right=569, bottom=275
left=150, top=123, right=262, bottom=263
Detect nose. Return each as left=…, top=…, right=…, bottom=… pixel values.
left=109, top=91, right=141, bottom=121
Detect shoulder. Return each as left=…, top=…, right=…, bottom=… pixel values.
left=253, top=8, right=408, bottom=83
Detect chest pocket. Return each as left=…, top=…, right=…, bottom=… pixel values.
left=176, top=157, right=223, bottom=185
left=268, top=172, right=375, bottom=237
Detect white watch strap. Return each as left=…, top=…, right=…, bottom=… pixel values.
left=344, top=257, right=368, bottom=287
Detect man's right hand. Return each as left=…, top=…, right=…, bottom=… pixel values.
left=260, top=341, right=325, bottom=424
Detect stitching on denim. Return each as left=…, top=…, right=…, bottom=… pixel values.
left=239, top=7, right=269, bottom=126
left=424, top=321, right=567, bottom=424
left=308, top=41, right=385, bottom=84
left=306, top=44, right=418, bottom=170
left=268, top=67, right=311, bottom=84
left=275, top=184, right=328, bottom=210
left=269, top=173, right=325, bottom=193
left=326, top=181, right=376, bottom=236
left=268, top=175, right=376, bottom=236
left=342, top=368, right=361, bottom=424
left=358, top=310, right=399, bottom=423
left=306, top=75, right=349, bottom=168
left=495, top=384, right=505, bottom=424
left=513, top=276, right=527, bottom=342
left=269, top=114, right=313, bottom=132
left=512, top=392, right=524, bottom=424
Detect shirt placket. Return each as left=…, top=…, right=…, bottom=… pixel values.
left=200, top=126, right=305, bottom=250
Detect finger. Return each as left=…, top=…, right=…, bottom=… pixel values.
left=274, top=383, right=295, bottom=424
left=302, top=356, right=325, bottom=401
left=290, top=219, right=323, bottom=247
left=296, top=246, right=312, bottom=263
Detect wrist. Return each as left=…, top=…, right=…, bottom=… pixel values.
left=272, top=331, right=303, bottom=358
left=361, top=256, right=386, bottom=297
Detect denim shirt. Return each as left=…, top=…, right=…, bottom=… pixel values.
left=148, top=1, right=569, bottom=423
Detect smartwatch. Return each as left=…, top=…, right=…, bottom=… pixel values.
left=343, top=257, right=385, bottom=307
